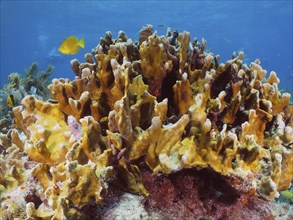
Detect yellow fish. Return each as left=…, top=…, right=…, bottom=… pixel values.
left=58, top=36, right=85, bottom=55
left=6, top=94, right=16, bottom=109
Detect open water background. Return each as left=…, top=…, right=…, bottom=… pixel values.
left=0, top=1, right=292, bottom=92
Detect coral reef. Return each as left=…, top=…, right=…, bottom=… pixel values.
left=0, top=63, right=54, bottom=134
left=0, top=26, right=292, bottom=219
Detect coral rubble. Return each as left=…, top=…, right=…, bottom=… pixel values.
left=0, top=25, right=292, bottom=219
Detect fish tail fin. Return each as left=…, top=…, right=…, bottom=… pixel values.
left=79, top=37, right=85, bottom=48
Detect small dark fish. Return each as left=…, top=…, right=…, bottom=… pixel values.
left=48, top=99, right=59, bottom=104
left=157, top=24, right=167, bottom=28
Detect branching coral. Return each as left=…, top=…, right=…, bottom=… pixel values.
left=0, top=25, right=292, bottom=219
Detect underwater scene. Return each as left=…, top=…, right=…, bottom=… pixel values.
left=0, top=1, right=292, bottom=219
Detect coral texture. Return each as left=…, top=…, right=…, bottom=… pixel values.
left=0, top=25, right=292, bottom=219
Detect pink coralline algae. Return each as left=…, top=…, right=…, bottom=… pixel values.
left=67, top=115, right=82, bottom=140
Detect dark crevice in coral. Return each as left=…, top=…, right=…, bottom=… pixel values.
left=107, top=69, right=115, bottom=88
left=219, top=141, right=234, bottom=157
left=80, top=99, right=92, bottom=118
left=207, top=107, right=226, bottom=131
left=141, top=75, right=150, bottom=87
left=126, top=44, right=140, bottom=62
left=139, top=102, right=154, bottom=130
left=131, top=61, right=142, bottom=77
left=231, top=108, right=248, bottom=128
left=211, top=67, right=232, bottom=99
left=163, top=114, right=179, bottom=125
left=116, top=53, right=124, bottom=65
left=237, top=148, right=259, bottom=164
left=129, top=155, right=147, bottom=166
left=95, top=76, right=101, bottom=89
left=129, top=93, right=137, bottom=106
left=114, top=166, right=135, bottom=192
left=259, top=100, right=269, bottom=112
left=99, top=118, right=109, bottom=136
left=182, top=121, right=192, bottom=138
left=264, top=116, right=276, bottom=133
left=24, top=190, right=42, bottom=209
left=224, top=82, right=233, bottom=103
left=216, top=115, right=225, bottom=130
left=70, top=83, right=78, bottom=98
left=98, top=92, right=111, bottom=118
left=160, top=71, right=178, bottom=116
left=245, top=90, right=259, bottom=110
left=61, top=86, right=70, bottom=105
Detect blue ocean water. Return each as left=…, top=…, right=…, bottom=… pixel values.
left=0, top=1, right=292, bottom=92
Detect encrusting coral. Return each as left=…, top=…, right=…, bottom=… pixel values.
left=0, top=25, right=292, bottom=219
